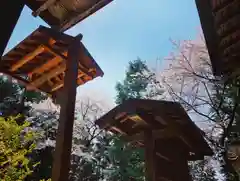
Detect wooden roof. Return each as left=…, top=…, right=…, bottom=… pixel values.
left=24, top=0, right=113, bottom=32
left=95, top=99, right=213, bottom=160
left=0, top=26, right=103, bottom=97
left=196, top=0, right=240, bottom=77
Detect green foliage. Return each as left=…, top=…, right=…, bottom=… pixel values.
left=111, top=59, right=161, bottom=180
left=0, top=75, right=46, bottom=116
left=107, top=136, right=144, bottom=181
left=115, top=59, right=162, bottom=104
left=0, top=116, right=37, bottom=180
left=0, top=77, right=20, bottom=103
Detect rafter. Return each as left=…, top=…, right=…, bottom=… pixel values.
left=51, top=82, right=65, bottom=92
left=54, top=75, right=62, bottom=82
left=32, top=0, right=57, bottom=17
left=127, top=128, right=176, bottom=142
left=43, top=44, right=68, bottom=60
left=10, top=38, right=56, bottom=72
left=110, top=126, right=127, bottom=135
left=156, top=152, right=171, bottom=162
left=0, top=69, right=42, bottom=92
left=77, top=77, right=84, bottom=85
left=48, top=79, right=54, bottom=87
left=50, top=71, right=85, bottom=92
left=28, top=51, right=67, bottom=77
left=50, top=68, right=94, bottom=92
left=31, top=63, right=66, bottom=88
left=10, top=45, right=44, bottom=72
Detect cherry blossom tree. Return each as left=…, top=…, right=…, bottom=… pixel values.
left=158, top=33, right=240, bottom=180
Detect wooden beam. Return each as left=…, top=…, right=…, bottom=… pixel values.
left=10, top=45, right=44, bottom=72
left=31, top=63, right=66, bottom=88
left=144, top=129, right=156, bottom=181
left=129, top=114, right=148, bottom=127
left=77, top=77, right=84, bottom=85
left=43, top=44, right=68, bottom=60
left=10, top=39, right=56, bottom=72
left=59, top=0, right=114, bottom=32
left=51, top=36, right=82, bottom=181
left=51, top=82, right=64, bottom=92
left=51, top=72, right=85, bottom=92
left=119, top=115, right=130, bottom=123
left=28, top=51, right=67, bottom=77
left=0, top=69, right=42, bottom=92
left=109, top=126, right=127, bottom=135
left=32, top=0, right=57, bottom=17
left=155, top=115, right=167, bottom=125
left=48, top=79, right=54, bottom=87
left=77, top=61, right=95, bottom=77
left=50, top=68, right=94, bottom=92
left=138, top=111, right=195, bottom=151
left=127, top=128, right=176, bottom=142
left=156, top=152, right=171, bottom=162
left=179, top=135, right=193, bottom=150
left=38, top=25, right=78, bottom=41
left=46, top=38, right=95, bottom=78
left=55, top=76, right=61, bottom=82
left=115, top=112, right=127, bottom=120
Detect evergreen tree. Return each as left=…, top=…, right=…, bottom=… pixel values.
left=0, top=76, right=45, bottom=117
left=115, top=59, right=162, bottom=104
left=107, top=59, right=161, bottom=180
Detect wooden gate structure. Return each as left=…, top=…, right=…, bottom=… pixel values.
left=0, top=1, right=215, bottom=180
left=95, top=99, right=213, bottom=181
left=0, top=0, right=113, bottom=180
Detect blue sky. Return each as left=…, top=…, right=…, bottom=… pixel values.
left=6, top=0, right=201, bottom=106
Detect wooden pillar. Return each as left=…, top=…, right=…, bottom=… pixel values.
left=155, top=140, right=193, bottom=181
left=144, top=130, right=156, bottom=181
left=0, top=0, right=24, bottom=57
left=51, top=36, right=82, bottom=181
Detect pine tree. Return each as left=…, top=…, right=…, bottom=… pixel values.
left=106, top=59, right=161, bottom=180
left=115, top=59, right=162, bottom=104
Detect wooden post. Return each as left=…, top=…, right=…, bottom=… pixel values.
left=0, top=0, right=24, bottom=57
left=144, top=130, right=156, bottom=181
left=51, top=36, right=82, bottom=181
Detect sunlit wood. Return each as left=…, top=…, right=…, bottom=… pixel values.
left=31, top=63, right=66, bottom=87
left=29, top=51, right=67, bottom=76
left=110, top=126, right=127, bottom=135
left=43, top=44, right=67, bottom=60
left=10, top=39, right=56, bottom=72
left=10, top=45, right=44, bottom=72
left=127, top=128, right=176, bottom=142
left=50, top=71, right=85, bottom=92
